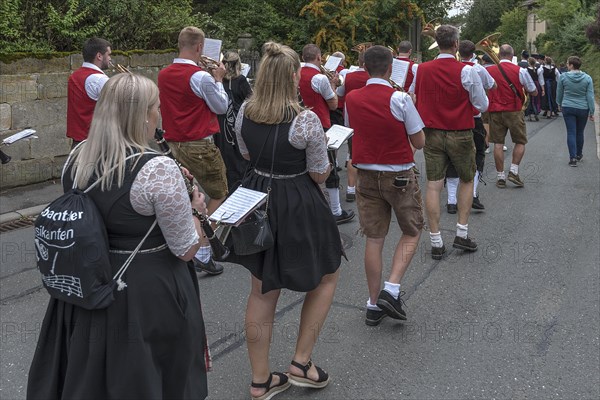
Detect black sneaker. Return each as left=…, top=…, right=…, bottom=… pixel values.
left=335, top=209, right=355, bottom=225
left=575, top=155, right=583, bottom=162
left=534, top=114, right=539, bottom=121
left=447, top=203, right=457, bottom=214
left=376, top=290, right=407, bottom=320
left=569, top=158, right=577, bottom=167
left=507, top=172, right=524, bottom=187
left=193, top=257, right=224, bottom=275
left=431, top=244, right=446, bottom=260
left=365, top=308, right=387, bottom=326
left=346, top=192, right=356, bottom=202
left=496, top=179, right=506, bottom=188
left=472, top=196, right=485, bottom=210
left=453, top=236, right=478, bottom=252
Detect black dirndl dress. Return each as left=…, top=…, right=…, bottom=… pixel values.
left=228, top=117, right=343, bottom=294
left=27, top=153, right=209, bottom=400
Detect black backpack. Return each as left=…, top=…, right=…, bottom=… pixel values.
left=34, top=152, right=156, bottom=310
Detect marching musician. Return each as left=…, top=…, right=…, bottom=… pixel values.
left=157, top=26, right=228, bottom=275
left=345, top=45, right=425, bottom=325
left=66, top=37, right=111, bottom=149
left=299, top=44, right=355, bottom=224
left=486, top=44, right=537, bottom=189
left=336, top=50, right=369, bottom=202
left=445, top=40, right=496, bottom=213
left=395, top=40, right=418, bottom=92
left=412, top=25, right=488, bottom=260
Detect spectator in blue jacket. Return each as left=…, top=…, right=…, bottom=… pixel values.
left=556, top=56, right=595, bottom=167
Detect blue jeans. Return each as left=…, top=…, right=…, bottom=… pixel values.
left=562, top=106, right=589, bottom=159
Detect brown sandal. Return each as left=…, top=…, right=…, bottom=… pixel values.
left=250, top=372, right=291, bottom=400
left=287, top=359, right=330, bottom=389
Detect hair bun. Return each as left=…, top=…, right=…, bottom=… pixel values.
left=263, top=42, right=283, bottom=56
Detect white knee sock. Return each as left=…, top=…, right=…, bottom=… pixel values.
left=510, top=164, right=519, bottom=175
left=447, top=177, right=459, bottom=204
left=347, top=186, right=356, bottom=194
left=430, top=232, right=443, bottom=248
left=195, top=245, right=211, bottom=263
left=366, top=298, right=381, bottom=311
left=456, top=223, right=468, bottom=239
left=497, top=171, right=506, bottom=180
left=327, top=188, right=342, bottom=216
left=384, top=281, right=400, bottom=298
left=473, top=171, right=480, bottom=197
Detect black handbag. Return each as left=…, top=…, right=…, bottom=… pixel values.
left=230, top=125, right=279, bottom=255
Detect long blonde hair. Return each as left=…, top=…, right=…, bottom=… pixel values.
left=70, top=73, right=158, bottom=190
left=244, top=42, right=303, bottom=124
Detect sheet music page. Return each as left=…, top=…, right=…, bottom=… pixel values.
left=326, top=125, right=354, bottom=150
left=209, top=187, right=268, bottom=226
left=2, top=129, right=37, bottom=145
left=203, top=38, right=222, bottom=61
left=348, top=65, right=360, bottom=72
left=391, top=59, right=410, bottom=87
left=324, top=56, right=342, bottom=72
left=511, top=56, right=518, bottom=65
left=241, top=63, right=251, bottom=77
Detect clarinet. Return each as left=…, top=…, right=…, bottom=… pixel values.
left=154, top=128, right=230, bottom=261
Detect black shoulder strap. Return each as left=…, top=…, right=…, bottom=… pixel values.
left=496, top=63, right=524, bottom=103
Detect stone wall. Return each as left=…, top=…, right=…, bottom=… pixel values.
left=0, top=51, right=176, bottom=189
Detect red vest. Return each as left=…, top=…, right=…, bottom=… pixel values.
left=66, top=67, right=101, bottom=141
left=414, top=58, right=474, bottom=130
left=346, top=84, right=413, bottom=165
left=336, top=65, right=345, bottom=110
left=158, top=63, right=220, bottom=141
left=299, top=66, right=331, bottom=128
left=396, top=57, right=415, bottom=92
left=486, top=62, right=524, bottom=112
left=344, top=70, right=369, bottom=96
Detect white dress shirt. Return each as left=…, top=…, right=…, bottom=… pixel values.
left=82, top=62, right=109, bottom=101
left=344, top=78, right=425, bottom=171
left=173, top=58, right=228, bottom=115
left=304, top=63, right=336, bottom=100
left=499, top=60, right=536, bottom=93
left=410, top=53, right=488, bottom=113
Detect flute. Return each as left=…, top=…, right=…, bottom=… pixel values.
left=154, top=128, right=230, bottom=261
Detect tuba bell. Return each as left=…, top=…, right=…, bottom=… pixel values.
left=421, top=19, right=440, bottom=50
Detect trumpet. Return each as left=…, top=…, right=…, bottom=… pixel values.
left=109, top=61, right=131, bottom=74
left=199, top=55, right=221, bottom=71
left=389, top=78, right=404, bottom=92
left=351, top=42, right=374, bottom=53
left=320, top=64, right=343, bottom=86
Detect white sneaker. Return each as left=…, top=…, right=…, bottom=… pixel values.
left=503, top=145, right=508, bottom=151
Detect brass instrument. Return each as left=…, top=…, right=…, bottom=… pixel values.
left=475, top=33, right=528, bottom=110
left=474, top=33, right=501, bottom=65
left=199, top=55, right=221, bottom=71
left=387, top=46, right=398, bottom=57
left=109, top=61, right=131, bottom=73
left=351, top=42, right=374, bottom=53
left=154, top=128, right=230, bottom=261
left=421, top=18, right=440, bottom=50
left=389, top=78, right=404, bottom=92
left=320, top=55, right=343, bottom=86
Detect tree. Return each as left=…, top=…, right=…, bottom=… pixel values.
left=497, top=6, right=527, bottom=54
left=461, top=0, right=521, bottom=42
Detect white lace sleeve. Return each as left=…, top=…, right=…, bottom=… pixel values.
left=289, top=111, right=330, bottom=173
left=235, top=102, right=249, bottom=157
left=130, top=156, right=200, bottom=257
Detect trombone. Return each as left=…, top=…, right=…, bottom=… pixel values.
left=109, top=61, right=131, bottom=74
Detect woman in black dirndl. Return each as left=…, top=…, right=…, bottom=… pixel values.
left=231, top=42, right=343, bottom=400
left=27, top=74, right=210, bottom=399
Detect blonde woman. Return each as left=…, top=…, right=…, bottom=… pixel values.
left=27, top=73, right=210, bottom=399
left=233, top=42, right=343, bottom=400
left=215, top=50, right=253, bottom=191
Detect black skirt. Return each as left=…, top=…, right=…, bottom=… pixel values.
left=27, top=249, right=208, bottom=400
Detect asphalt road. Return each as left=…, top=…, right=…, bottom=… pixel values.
left=1, top=116, right=599, bottom=399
